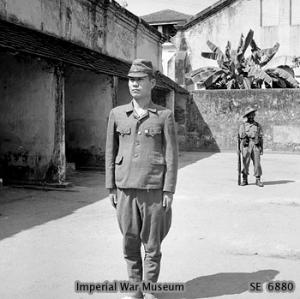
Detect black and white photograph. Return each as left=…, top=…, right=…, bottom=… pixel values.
left=0, top=0, right=299, bottom=298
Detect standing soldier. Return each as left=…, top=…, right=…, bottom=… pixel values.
left=238, top=106, right=264, bottom=187
left=105, top=59, right=178, bottom=299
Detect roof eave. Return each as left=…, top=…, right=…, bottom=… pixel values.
left=179, top=0, right=238, bottom=30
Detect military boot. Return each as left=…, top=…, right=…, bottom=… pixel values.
left=144, top=293, right=158, bottom=299
left=256, top=177, right=264, bottom=187
left=241, top=175, right=248, bottom=186
left=121, top=288, right=143, bottom=299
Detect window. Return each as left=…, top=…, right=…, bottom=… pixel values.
left=261, top=0, right=279, bottom=26
left=291, top=0, right=300, bottom=25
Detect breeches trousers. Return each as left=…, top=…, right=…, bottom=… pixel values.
left=241, top=143, right=262, bottom=177
left=116, top=188, right=172, bottom=283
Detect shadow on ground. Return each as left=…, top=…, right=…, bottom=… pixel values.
left=0, top=171, right=108, bottom=241
left=157, top=270, right=279, bottom=299
left=263, top=180, right=295, bottom=186
left=0, top=152, right=214, bottom=241
left=248, top=180, right=295, bottom=186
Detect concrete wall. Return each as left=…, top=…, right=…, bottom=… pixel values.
left=175, top=93, right=188, bottom=150
left=136, top=28, right=161, bottom=70
left=0, top=52, right=65, bottom=182
left=116, top=78, right=131, bottom=106
left=174, top=0, right=300, bottom=75
left=65, top=67, right=113, bottom=169
left=0, top=0, right=163, bottom=69
left=162, top=42, right=176, bottom=79
left=106, top=7, right=136, bottom=62
left=187, top=89, right=300, bottom=152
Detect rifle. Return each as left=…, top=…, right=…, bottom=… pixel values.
left=237, top=134, right=241, bottom=185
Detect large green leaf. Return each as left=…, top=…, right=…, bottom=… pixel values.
left=237, top=33, right=244, bottom=56
left=201, top=52, right=218, bottom=60
left=226, top=79, right=236, bottom=89
left=243, top=77, right=252, bottom=89
left=237, top=29, right=254, bottom=60
left=204, top=70, right=226, bottom=88
left=266, top=67, right=299, bottom=88
left=225, top=41, right=231, bottom=60
left=272, top=78, right=287, bottom=88
left=250, top=38, right=260, bottom=52
left=247, top=65, right=273, bottom=86
left=277, top=65, right=295, bottom=77
left=189, top=67, right=220, bottom=84
left=206, top=40, right=227, bottom=68
left=207, top=40, right=223, bottom=55
left=260, top=43, right=280, bottom=67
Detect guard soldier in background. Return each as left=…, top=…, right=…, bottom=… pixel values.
left=105, top=59, right=178, bottom=299
left=239, top=106, right=264, bottom=187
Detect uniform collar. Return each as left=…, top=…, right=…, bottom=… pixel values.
left=245, top=120, right=258, bottom=126
left=125, top=100, right=157, bottom=114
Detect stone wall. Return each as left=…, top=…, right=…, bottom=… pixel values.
left=187, top=89, right=300, bottom=152
left=0, top=52, right=65, bottom=182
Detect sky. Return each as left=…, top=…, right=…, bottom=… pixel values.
left=115, top=0, right=219, bottom=17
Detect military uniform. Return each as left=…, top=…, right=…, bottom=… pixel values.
left=238, top=106, right=264, bottom=186
left=106, top=102, right=178, bottom=193
left=105, top=59, right=178, bottom=299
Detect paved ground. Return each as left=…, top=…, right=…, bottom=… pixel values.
left=0, top=152, right=300, bottom=299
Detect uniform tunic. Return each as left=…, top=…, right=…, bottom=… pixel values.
left=239, top=120, right=263, bottom=177
left=105, top=101, right=178, bottom=192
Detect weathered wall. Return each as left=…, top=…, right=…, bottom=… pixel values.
left=188, top=89, right=300, bottom=152
left=136, top=27, right=161, bottom=71
left=0, top=0, right=163, bottom=69
left=152, top=88, right=167, bottom=107
left=162, top=42, right=176, bottom=80
left=3, top=0, right=97, bottom=47
left=65, top=67, right=113, bottom=169
left=175, top=93, right=188, bottom=150
left=174, top=0, right=300, bottom=73
left=117, top=78, right=131, bottom=106
left=106, top=7, right=136, bottom=62
left=0, top=52, right=64, bottom=181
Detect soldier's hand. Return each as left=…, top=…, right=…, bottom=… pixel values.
left=109, top=189, right=117, bottom=208
left=163, top=192, right=173, bottom=211
left=260, top=148, right=263, bottom=155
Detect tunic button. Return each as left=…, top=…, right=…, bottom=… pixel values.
left=134, top=154, right=138, bottom=157
left=138, top=131, right=142, bottom=135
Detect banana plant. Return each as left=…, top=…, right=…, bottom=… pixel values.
left=196, top=29, right=258, bottom=89
left=189, top=29, right=299, bottom=89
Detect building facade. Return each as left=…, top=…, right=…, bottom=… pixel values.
left=169, top=0, right=300, bottom=90
left=141, top=9, right=191, bottom=39
left=0, top=0, right=188, bottom=184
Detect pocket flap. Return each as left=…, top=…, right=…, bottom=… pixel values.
left=117, top=127, right=131, bottom=135
left=115, top=155, right=123, bottom=165
left=151, top=154, right=166, bottom=165
left=146, top=127, right=162, bottom=136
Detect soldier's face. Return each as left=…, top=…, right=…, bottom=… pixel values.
left=247, top=112, right=255, bottom=122
left=128, top=76, right=156, bottom=100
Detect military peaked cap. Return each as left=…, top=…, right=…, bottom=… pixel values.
left=128, top=59, right=154, bottom=78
